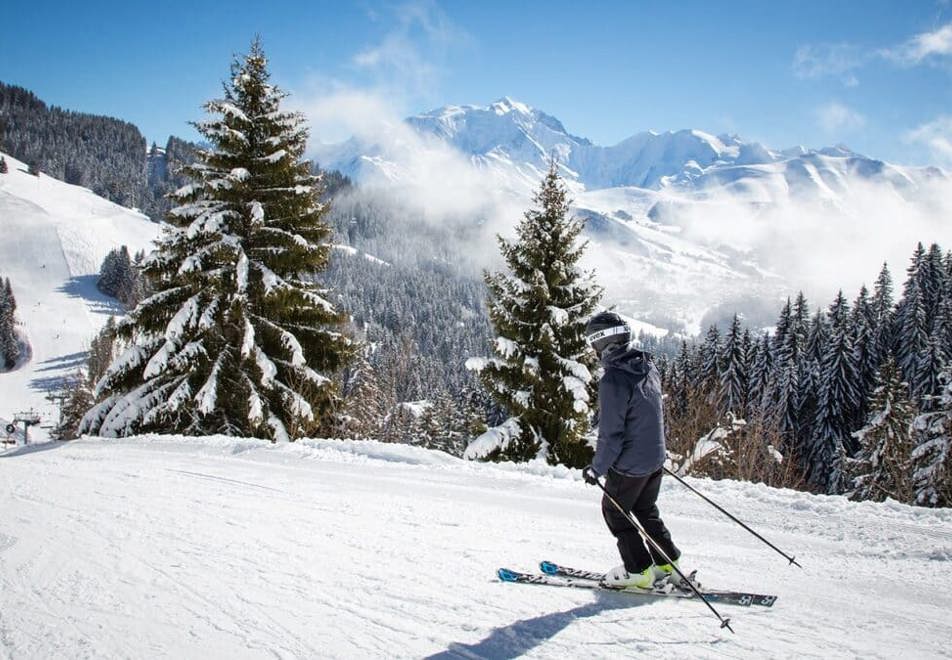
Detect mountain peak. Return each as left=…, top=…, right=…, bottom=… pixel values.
left=489, top=96, right=532, bottom=116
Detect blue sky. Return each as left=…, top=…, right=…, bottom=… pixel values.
left=2, top=0, right=951, bottom=166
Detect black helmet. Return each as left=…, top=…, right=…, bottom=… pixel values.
left=585, top=311, right=631, bottom=354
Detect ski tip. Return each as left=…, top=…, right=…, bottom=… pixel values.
left=497, top=568, right=519, bottom=582
left=540, top=561, right=558, bottom=575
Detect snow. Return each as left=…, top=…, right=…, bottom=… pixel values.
left=0, top=147, right=161, bottom=430
left=332, top=244, right=393, bottom=267
left=495, top=336, right=520, bottom=359
left=1, top=434, right=951, bottom=658
left=463, top=417, right=522, bottom=461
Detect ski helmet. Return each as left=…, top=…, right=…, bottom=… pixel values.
left=585, top=311, right=631, bottom=354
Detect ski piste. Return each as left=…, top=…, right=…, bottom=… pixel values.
left=495, top=562, right=777, bottom=608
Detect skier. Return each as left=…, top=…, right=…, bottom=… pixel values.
left=581, top=311, right=683, bottom=589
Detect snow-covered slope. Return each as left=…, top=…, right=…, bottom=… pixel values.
left=0, top=152, right=161, bottom=437
left=317, top=99, right=949, bottom=332
left=1, top=435, right=949, bottom=658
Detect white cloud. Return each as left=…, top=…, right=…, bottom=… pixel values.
left=883, top=22, right=952, bottom=65
left=904, top=115, right=952, bottom=165
left=816, top=101, right=867, bottom=133
left=351, top=0, right=469, bottom=101
left=793, top=43, right=866, bottom=85
left=668, top=174, right=952, bottom=315
left=795, top=21, right=952, bottom=83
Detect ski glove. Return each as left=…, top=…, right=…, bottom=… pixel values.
left=582, top=465, right=600, bottom=486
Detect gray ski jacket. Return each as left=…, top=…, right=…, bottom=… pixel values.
left=591, top=344, right=666, bottom=478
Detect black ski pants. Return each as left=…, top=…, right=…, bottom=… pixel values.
left=601, top=468, right=680, bottom=573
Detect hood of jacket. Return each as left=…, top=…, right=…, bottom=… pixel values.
left=600, top=343, right=650, bottom=378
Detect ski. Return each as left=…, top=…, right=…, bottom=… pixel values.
left=497, top=568, right=703, bottom=602
left=538, top=561, right=778, bottom=608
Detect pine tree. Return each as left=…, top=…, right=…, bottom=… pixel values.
left=0, top=280, right=8, bottom=370
left=86, top=317, right=118, bottom=385
left=0, top=156, right=8, bottom=174
left=747, top=332, right=774, bottom=419
left=808, top=291, right=861, bottom=493
left=870, top=263, right=895, bottom=374
left=469, top=162, right=601, bottom=467
left=921, top=243, right=945, bottom=332
left=81, top=40, right=353, bottom=441
left=772, top=298, right=792, bottom=355
left=896, top=244, right=929, bottom=396
left=911, top=367, right=952, bottom=507
left=847, top=358, right=915, bottom=503
left=669, top=340, right=694, bottom=418
left=719, top=314, right=747, bottom=415
left=0, top=278, right=20, bottom=370
left=699, top=323, right=723, bottom=412
left=340, top=350, right=388, bottom=440
left=798, top=308, right=829, bottom=449
left=51, top=372, right=95, bottom=440
left=851, top=285, right=878, bottom=427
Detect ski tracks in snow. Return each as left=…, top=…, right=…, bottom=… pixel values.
left=1, top=437, right=951, bottom=658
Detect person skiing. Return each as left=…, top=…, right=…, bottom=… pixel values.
left=581, top=310, right=682, bottom=589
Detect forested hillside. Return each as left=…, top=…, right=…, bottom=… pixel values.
left=0, top=83, right=147, bottom=208
left=0, top=82, right=202, bottom=220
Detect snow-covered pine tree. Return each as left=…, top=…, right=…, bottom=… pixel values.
left=772, top=298, right=793, bottom=355
left=97, top=246, right=133, bottom=299
left=339, top=350, right=388, bottom=440
left=467, top=162, right=601, bottom=467
left=668, top=339, right=694, bottom=418
left=748, top=332, right=774, bottom=420
left=895, top=244, right=929, bottom=396
left=0, top=277, right=20, bottom=370
left=851, top=285, right=878, bottom=427
left=0, top=280, right=8, bottom=370
left=921, top=243, right=946, bottom=331
left=911, top=367, right=952, bottom=507
left=870, top=263, right=895, bottom=374
left=808, top=291, right=861, bottom=493
left=81, top=40, right=352, bottom=441
left=51, top=371, right=95, bottom=441
left=719, top=314, right=747, bottom=416
left=847, top=358, right=915, bottom=503
left=797, top=307, right=829, bottom=450
left=769, top=297, right=807, bottom=448
left=700, top=324, right=722, bottom=388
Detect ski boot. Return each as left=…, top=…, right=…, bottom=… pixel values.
left=601, top=564, right=655, bottom=589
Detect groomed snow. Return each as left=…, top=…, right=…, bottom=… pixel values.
left=1, top=435, right=950, bottom=658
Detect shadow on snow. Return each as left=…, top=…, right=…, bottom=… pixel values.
left=426, top=592, right=654, bottom=659
left=0, top=440, right=70, bottom=459
left=57, top=275, right=124, bottom=316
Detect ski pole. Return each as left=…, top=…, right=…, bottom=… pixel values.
left=593, top=477, right=734, bottom=633
left=663, top=467, right=802, bottom=568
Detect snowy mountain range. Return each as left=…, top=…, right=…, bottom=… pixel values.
left=326, top=96, right=943, bottom=201
left=318, top=98, right=950, bottom=332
